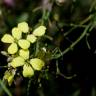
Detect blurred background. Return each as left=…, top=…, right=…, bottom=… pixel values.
left=0, top=0, right=96, bottom=96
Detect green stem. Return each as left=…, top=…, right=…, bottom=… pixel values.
left=41, top=9, right=46, bottom=25
left=51, top=24, right=91, bottom=59
left=64, top=27, right=76, bottom=37
left=64, top=23, right=86, bottom=28
left=63, top=15, right=93, bottom=37
left=41, top=9, right=50, bottom=25
left=86, top=35, right=91, bottom=50
left=0, top=66, right=8, bottom=68
left=32, top=6, right=42, bottom=12
left=27, top=78, right=33, bottom=96
left=44, top=35, right=53, bottom=41
left=80, top=15, right=93, bottom=25
left=89, top=0, right=96, bottom=12
left=35, top=40, right=39, bottom=57
left=0, top=80, right=12, bottom=96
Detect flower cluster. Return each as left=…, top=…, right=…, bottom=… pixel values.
left=1, top=22, right=46, bottom=54
left=1, top=22, right=46, bottom=85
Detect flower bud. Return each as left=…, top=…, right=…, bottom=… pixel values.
left=3, top=71, right=14, bottom=86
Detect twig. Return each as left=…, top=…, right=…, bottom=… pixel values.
left=0, top=66, right=8, bottom=68
left=63, top=15, right=93, bottom=37
left=51, top=24, right=91, bottom=59
left=56, top=60, right=76, bottom=79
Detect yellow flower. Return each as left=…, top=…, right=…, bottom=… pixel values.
left=18, top=39, right=30, bottom=49
left=23, top=64, right=34, bottom=77
left=10, top=57, right=45, bottom=78
left=7, top=75, right=14, bottom=86
left=18, top=22, right=29, bottom=33
left=2, top=23, right=46, bottom=78
left=1, top=27, right=22, bottom=54
left=33, top=26, right=46, bottom=36
left=10, top=56, right=25, bottom=68
left=19, top=49, right=29, bottom=60
left=3, top=70, right=15, bottom=86
left=30, top=58, right=44, bottom=71
left=27, top=34, right=37, bottom=43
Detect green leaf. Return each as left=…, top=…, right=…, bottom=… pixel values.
left=0, top=79, right=12, bottom=96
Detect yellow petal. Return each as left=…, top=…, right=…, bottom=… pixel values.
left=12, top=27, right=22, bottom=40
left=3, top=71, right=11, bottom=80
left=33, top=26, right=46, bottom=36
left=23, top=64, right=34, bottom=77
left=19, top=49, right=29, bottom=60
left=8, top=75, right=14, bottom=86
left=18, top=39, right=30, bottom=49
left=8, top=43, right=18, bottom=54
left=18, top=22, right=29, bottom=33
left=3, top=71, right=14, bottom=86
left=10, top=56, right=25, bottom=68
left=30, top=58, right=44, bottom=71
left=27, top=34, right=37, bottom=43
left=1, top=34, right=14, bottom=43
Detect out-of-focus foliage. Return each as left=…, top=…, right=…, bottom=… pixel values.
left=1, top=0, right=96, bottom=96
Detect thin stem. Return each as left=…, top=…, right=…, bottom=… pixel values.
left=51, top=24, right=91, bottom=59
left=64, top=23, right=87, bottom=28
left=64, top=27, right=76, bottom=37
left=0, top=79, right=12, bottom=96
left=41, top=9, right=46, bottom=25
left=56, top=60, right=76, bottom=79
left=44, top=35, right=53, bottom=41
left=86, top=35, right=91, bottom=50
left=32, top=6, right=42, bottom=12
left=89, top=0, right=96, bottom=12
left=35, top=40, right=39, bottom=57
left=79, top=15, right=93, bottom=25
left=63, top=15, right=93, bottom=37
left=0, top=66, right=8, bottom=68
left=27, top=78, right=33, bottom=96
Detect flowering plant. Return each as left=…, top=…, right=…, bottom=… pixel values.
left=1, top=22, right=46, bottom=86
